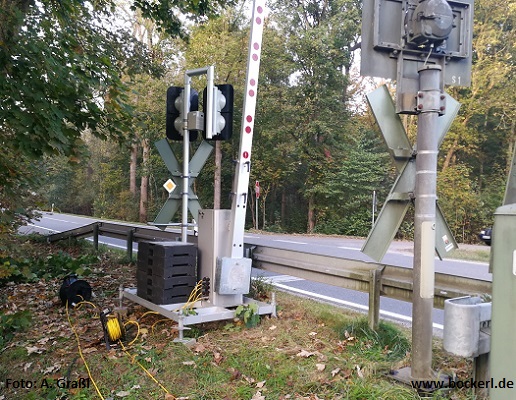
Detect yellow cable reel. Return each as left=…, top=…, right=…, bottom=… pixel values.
left=100, top=310, right=125, bottom=347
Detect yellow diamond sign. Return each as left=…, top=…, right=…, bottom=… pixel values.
left=163, top=179, right=177, bottom=194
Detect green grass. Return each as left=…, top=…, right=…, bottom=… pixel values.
left=336, top=317, right=411, bottom=362
left=0, top=236, right=477, bottom=400
left=446, top=248, right=490, bottom=263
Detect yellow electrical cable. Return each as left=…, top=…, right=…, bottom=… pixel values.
left=123, top=320, right=140, bottom=346
left=185, top=281, right=202, bottom=303
left=181, top=281, right=203, bottom=311
left=67, top=300, right=175, bottom=398
left=151, top=318, right=174, bottom=333
left=75, top=300, right=99, bottom=312
left=140, top=311, right=160, bottom=320
left=118, top=340, right=173, bottom=397
left=66, top=301, right=105, bottom=400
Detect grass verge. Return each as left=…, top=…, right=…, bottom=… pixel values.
left=445, top=248, right=490, bottom=263
left=1, top=235, right=475, bottom=400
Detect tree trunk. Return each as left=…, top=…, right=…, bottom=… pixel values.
left=139, top=139, right=149, bottom=222
left=130, top=143, right=138, bottom=196
left=281, top=189, right=286, bottom=225
left=307, top=195, right=315, bottom=233
left=249, top=187, right=256, bottom=229
left=261, top=184, right=270, bottom=230
left=442, top=137, right=458, bottom=172
left=507, top=119, right=516, bottom=173
left=214, top=141, right=222, bottom=209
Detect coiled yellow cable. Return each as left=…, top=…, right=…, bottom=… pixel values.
left=67, top=301, right=174, bottom=398
left=105, top=316, right=123, bottom=342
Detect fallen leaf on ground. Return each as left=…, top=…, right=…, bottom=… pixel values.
left=37, top=337, right=53, bottom=345
left=251, top=391, right=265, bottom=400
left=82, top=347, right=97, bottom=354
left=316, top=363, right=326, bottom=372
left=213, top=352, right=223, bottom=365
left=296, top=349, right=315, bottom=358
left=26, top=346, right=44, bottom=355
left=193, top=343, right=206, bottom=353
left=182, top=361, right=196, bottom=367
left=41, top=363, right=61, bottom=374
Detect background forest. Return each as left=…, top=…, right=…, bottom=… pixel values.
left=1, top=0, right=514, bottom=243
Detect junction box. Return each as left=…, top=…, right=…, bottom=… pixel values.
left=490, top=204, right=516, bottom=399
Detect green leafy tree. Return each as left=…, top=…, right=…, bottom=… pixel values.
left=437, top=164, right=483, bottom=243
left=252, top=24, right=306, bottom=231
left=0, top=0, right=233, bottom=232
left=263, top=0, right=362, bottom=232
left=41, top=155, right=95, bottom=215
left=438, top=0, right=515, bottom=240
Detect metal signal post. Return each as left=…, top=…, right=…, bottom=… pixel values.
left=181, top=66, right=215, bottom=242
left=412, top=65, right=442, bottom=379
left=360, top=0, right=474, bottom=384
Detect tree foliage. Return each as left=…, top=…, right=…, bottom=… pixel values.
left=438, top=0, right=516, bottom=238
left=4, top=0, right=515, bottom=243
left=0, top=0, right=232, bottom=231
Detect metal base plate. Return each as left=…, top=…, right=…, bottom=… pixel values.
left=388, top=367, right=451, bottom=394
left=123, top=287, right=275, bottom=326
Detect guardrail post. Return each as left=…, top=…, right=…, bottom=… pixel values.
left=93, top=224, right=99, bottom=251
left=474, top=352, right=490, bottom=399
left=127, top=229, right=135, bottom=261
left=368, top=268, right=383, bottom=330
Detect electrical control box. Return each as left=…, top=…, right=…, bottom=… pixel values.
left=216, top=257, right=252, bottom=295
left=198, top=210, right=252, bottom=307
left=490, top=204, right=516, bottom=399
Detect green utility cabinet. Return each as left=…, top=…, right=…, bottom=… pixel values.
left=490, top=203, right=516, bottom=399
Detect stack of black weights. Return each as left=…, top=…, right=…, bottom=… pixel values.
left=137, top=241, right=197, bottom=305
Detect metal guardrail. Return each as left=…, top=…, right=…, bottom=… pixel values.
left=49, top=222, right=492, bottom=328
left=251, top=246, right=492, bottom=328
left=47, top=221, right=190, bottom=258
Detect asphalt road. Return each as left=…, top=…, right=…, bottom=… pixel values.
left=22, top=212, right=492, bottom=333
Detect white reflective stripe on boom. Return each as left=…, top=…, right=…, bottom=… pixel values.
left=229, top=0, right=266, bottom=258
